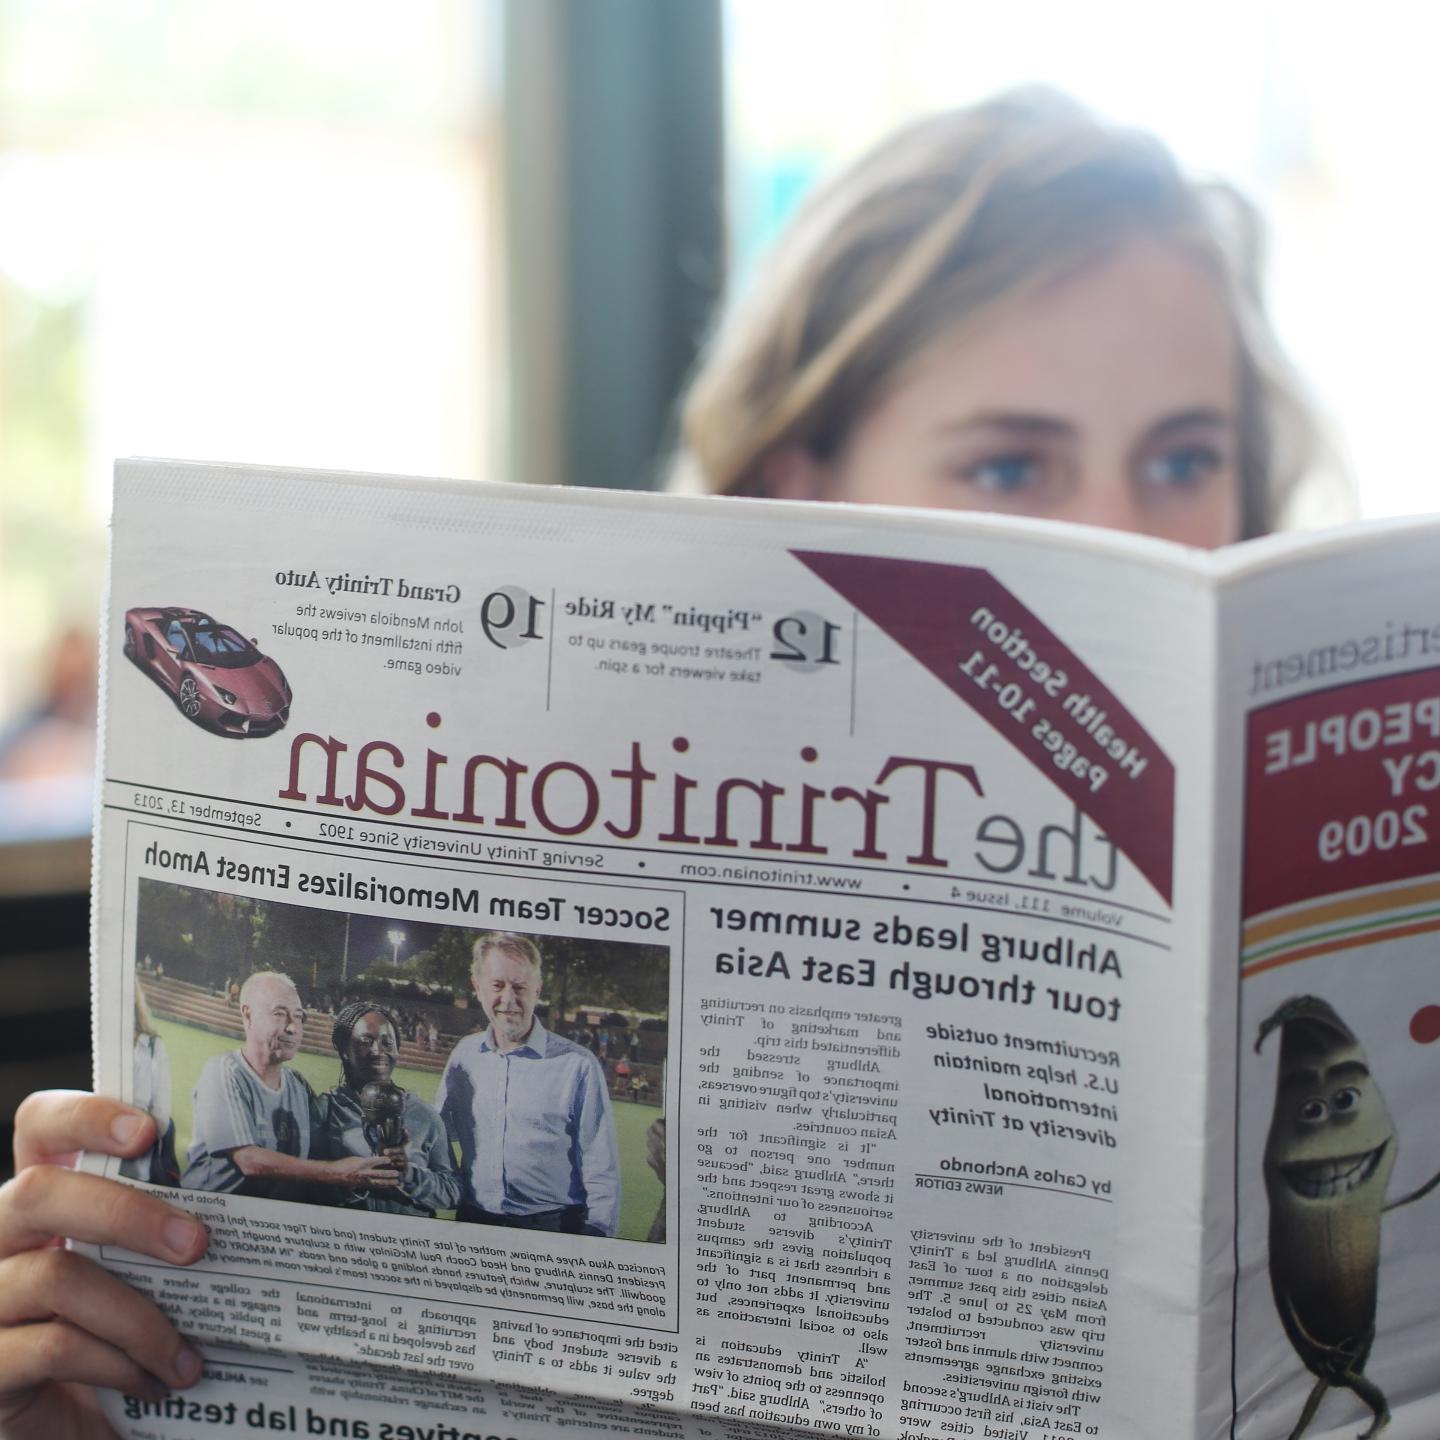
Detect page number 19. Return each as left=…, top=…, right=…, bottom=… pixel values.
left=481, top=588, right=546, bottom=649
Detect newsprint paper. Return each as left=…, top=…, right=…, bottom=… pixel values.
left=83, top=460, right=1440, bottom=1440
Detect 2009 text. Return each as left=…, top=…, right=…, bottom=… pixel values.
left=1317, top=804, right=1428, bottom=862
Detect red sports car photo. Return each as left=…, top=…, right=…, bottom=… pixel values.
left=123, top=607, right=291, bottom=736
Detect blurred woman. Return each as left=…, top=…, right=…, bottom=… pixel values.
left=675, top=87, right=1321, bottom=545
left=0, top=85, right=1330, bottom=1439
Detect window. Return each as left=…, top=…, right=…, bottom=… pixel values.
left=0, top=1, right=502, bottom=829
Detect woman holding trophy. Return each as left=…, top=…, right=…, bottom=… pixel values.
left=318, top=1002, right=460, bottom=1218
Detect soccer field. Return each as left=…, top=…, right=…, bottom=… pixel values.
left=155, top=1016, right=664, bottom=1243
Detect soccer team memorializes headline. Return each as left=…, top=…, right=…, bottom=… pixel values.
left=90, top=459, right=1233, bottom=1439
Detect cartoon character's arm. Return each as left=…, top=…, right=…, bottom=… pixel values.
left=1384, top=1165, right=1440, bottom=1211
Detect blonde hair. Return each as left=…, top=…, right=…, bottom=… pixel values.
left=676, top=87, right=1315, bottom=538
left=472, top=931, right=543, bottom=983
left=135, top=986, right=159, bottom=1039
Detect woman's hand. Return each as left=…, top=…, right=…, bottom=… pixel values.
left=379, top=1135, right=410, bottom=1179
left=0, top=1091, right=208, bottom=1440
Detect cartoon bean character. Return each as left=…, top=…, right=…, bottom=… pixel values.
left=1256, top=996, right=1440, bottom=1439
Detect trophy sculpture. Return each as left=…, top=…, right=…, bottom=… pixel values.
left=359, top=1079, right=407, bottom=1156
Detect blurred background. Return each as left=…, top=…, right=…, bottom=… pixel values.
left=0, top=0, right=1432, bottom=1156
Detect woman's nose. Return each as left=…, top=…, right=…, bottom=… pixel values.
left=1060, top=474, right=1145, bottom=537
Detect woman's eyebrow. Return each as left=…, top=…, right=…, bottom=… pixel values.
left=938, top=411, right=1076, bottom=439
left=1144, top=407, right=1235, bottom=440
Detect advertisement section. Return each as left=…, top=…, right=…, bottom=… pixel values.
left=1232, top=637, right=1440, bottom=1439
left=92, top=463, right=1217, bottom=1439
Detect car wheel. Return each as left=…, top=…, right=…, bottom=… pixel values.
left=124, top=624, right=137, bottom=661
left=178, top=675, right=203, bottom=720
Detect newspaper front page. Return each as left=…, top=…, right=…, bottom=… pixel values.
left=88, top=460, right=1224, bottom=1440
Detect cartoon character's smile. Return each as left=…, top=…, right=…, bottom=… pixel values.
left=1281, top=1141, right=1389, bottom=1202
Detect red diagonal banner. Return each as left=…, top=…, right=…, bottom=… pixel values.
left=794, top=551, right=1175, bottom=905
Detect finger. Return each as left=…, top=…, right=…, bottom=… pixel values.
left=14, top=1092, right=156, bottom=1172
left=0, top=1166, right=207, bottom=1264
left=0, top=1249, right=204, bottom=1391
left=0, top=1320, right=169, bottom=1403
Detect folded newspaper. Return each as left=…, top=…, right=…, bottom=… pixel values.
left=85, top=459, right=1440, bottom=1440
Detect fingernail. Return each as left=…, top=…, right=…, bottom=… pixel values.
left=163, top=1215, right=203, bottom=1258
left=110, top=1112, right=147, bottom=1147
left=173, top=1343, right=203, bottom=1386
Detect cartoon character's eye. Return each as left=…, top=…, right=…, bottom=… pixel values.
left=1298, top=1098, right=1328, bottom=1124
left=1332, top=1086, right=1362, bottom=1113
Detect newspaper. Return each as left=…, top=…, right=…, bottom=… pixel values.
left=82, top=459, right=1440, bottom=1440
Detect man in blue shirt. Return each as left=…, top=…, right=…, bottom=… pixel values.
left=437, top=932, right=620, bottom=1236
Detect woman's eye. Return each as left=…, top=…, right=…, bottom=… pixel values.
left=1141, top=444, right=1223, bottom=490
left=961, top=453, right=1040, bottom=495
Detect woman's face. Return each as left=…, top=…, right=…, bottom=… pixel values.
left=344, top=1011, right=398, bottom=1086
left=776, top=236, right=1243, bottom=548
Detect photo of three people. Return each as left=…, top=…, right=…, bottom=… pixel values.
left=127, top=880, right=669, bottom=1243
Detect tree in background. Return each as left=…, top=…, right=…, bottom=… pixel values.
left=536, top=934, right=668, bottom=1026
left=135, top=880, right=262, bottom=991
left=417, top=926, right=475, bottom=994
left=250, top=901, right=349, bottom=996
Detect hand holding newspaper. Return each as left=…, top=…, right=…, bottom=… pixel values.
left=0, top=1091, right=209, bottom=1439
left=73, top=459, right=1440, bottom=1440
